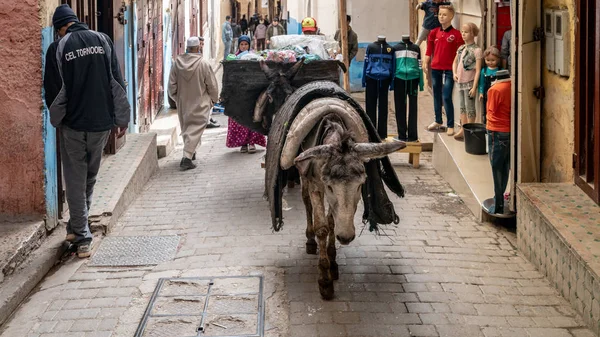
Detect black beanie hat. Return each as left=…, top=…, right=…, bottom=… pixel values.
left=53, top=4, right=79, bottom=31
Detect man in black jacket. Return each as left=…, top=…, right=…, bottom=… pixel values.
left=44, top=4, right=130, bottom=258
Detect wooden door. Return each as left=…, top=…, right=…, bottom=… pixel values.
left=190, top=0, right=199, bottom=37
left=137, top=0, right=164, bottom=133
left=574, top=0, right=600, bottom=204
left=201, top=0, right=208, bottom=35
left=515, top=0, right=541, bottom=186
left=98, top=0, right=128, bottom=154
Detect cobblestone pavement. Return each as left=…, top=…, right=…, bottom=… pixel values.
left=0, top=120, right=596, bottom=337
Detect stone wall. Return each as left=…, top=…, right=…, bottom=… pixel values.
left=540, top=0, right=576, bottom=183
left=0, top=0, right=45, bottom=214
left=517, top=186, right=600, bottom=336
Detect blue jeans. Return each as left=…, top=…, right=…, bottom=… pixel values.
left=431, top=69, right=455, bottom=128
left=223, top=41, right=232, bottom=60
left=488, top=131, right=510, bottom=214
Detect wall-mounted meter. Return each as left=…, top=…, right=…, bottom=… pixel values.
left=544, top=9, right=555, bottom=72
left=554, top=9, right=570, bottom=77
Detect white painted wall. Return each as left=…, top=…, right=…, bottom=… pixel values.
left=349, top=0, right=411, bottom=44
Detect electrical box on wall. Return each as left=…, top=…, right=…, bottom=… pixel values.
left=554, top=9, right=570, bottom=77
left=544, top=9, right=555, bottom=72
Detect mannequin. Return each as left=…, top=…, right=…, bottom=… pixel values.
left=486, top=69, right=511, bottom=214
left=393, top=35, right=424, bottom=142
left=424, top=4, right=464, bottom=136
left=363, top=35, right=395, bottom=139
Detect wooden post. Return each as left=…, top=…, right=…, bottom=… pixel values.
left=338, top=0, right=350, bottom=91
left=410, top=0, right=419, bottom=42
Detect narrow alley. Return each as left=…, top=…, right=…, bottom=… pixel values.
left=0, top=118, right=595, bottom=337
left=1, top=0, right=600, bottom=336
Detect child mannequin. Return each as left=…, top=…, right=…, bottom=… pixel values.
left=425, top=5, right=464, bottom=136
left=478, top=46, right=502, bottom=125
left=452, top=23, right=482, bottom=140
left=486, top=69, right=511, bottom=214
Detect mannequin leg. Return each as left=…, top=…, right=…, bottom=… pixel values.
left=377, top=79, right=391, bottom=139
left=394, top=78, right=408, bottom=140
left=365, top=78, right=378, bottom=130
left=408, top=78, right=419, bottom=141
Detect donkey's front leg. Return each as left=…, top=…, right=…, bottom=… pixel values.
left=311, top=189, right=334, bottom=300
left=301, top=178, right=317, bottom=254
left=326, top=211, right=339, bottom=280
left=316, top=224, right=334, bottom=299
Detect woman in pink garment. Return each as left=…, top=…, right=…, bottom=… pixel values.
left=225, top=36, right=267, bottom=153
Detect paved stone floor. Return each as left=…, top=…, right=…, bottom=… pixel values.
left=0, top=119, right=596, bottom=337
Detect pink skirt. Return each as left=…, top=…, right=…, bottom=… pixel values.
left=226, top=118, right=267, bottom=148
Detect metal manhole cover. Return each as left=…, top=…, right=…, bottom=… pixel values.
left=135, top=276, right=264, bottom=337
left=89, top=236, right=180, bottom=267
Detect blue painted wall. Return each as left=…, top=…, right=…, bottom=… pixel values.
left=287, top=16, right=300, bottom=35
left=124, top=4, right=137, bottom=133
left=163, top=7, right=173, bottom=109
left=41, top=26, right=58, bottom=228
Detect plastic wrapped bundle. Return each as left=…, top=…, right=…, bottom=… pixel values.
left=270, top=35, right=340, bottom=60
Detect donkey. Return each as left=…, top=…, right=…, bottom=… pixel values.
left=253, top=60, right=304, bottom=129
left=293, top=116, right=406, bottom=299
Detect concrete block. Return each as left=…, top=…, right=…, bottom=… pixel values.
left=0, top=227, right=67, bottom=326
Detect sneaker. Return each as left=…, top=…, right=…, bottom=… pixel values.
left=65, top=233, right=76, bottom=242
left=240, top=145, right=248, bottom=153
left=427, top=122, right=442, bottom=131
left=447, top=128, right=455, bottom=136
left=180, top=158, right=197, bottom=171
left=248, top=144, right=257, bottom=153
left=77, top=241, right=93, bottom=258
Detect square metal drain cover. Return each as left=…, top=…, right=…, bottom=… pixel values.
left=135, top=276, right=264, bottom=337
left=89, top=236, right=180, bottom=267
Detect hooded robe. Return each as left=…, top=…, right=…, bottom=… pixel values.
left=168, top=53, right=219, bottom=159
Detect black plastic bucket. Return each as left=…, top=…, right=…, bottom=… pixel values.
left=463, top=123, right=487, bottom=155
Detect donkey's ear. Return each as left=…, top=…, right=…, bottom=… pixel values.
left=353, top=141, right=406, bottom=162
left=260, top=61, right=277, bottom=81
left=259, top=60, right=270, bottom=73
left=293, top=145, right=334, bottom=176
left=285, top=60, right=304, bottom=80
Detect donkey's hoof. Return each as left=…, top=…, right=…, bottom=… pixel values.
left=330, top=262, right=339, bottom=280
left=318, top=280, right=335, bottom=300
left=306, top=242, right=317, bottom=255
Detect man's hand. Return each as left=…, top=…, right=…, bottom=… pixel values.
left=266, top=39, right=270, bottom=45
left=479, top=93, right=484, bottom=101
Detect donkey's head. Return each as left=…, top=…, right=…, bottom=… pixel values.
left=259, top=60, right=304, bottom=111
left=294, top=134, right=406, bottom=245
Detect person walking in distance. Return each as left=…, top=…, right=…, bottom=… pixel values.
left=254, top=19, right=268, bottom=51
left=240, top=14, right=248, bottom=35
left=222, top=15, right=233, bottom=60
left=231, top=21, right=242, bottom=54
left=334, top=15, right=359, bottom=67
left=169, top=37, right=219, bottom=171
left=44, top=4, right=130, bottom=258
left=266, top=17, right=286, bottom=47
